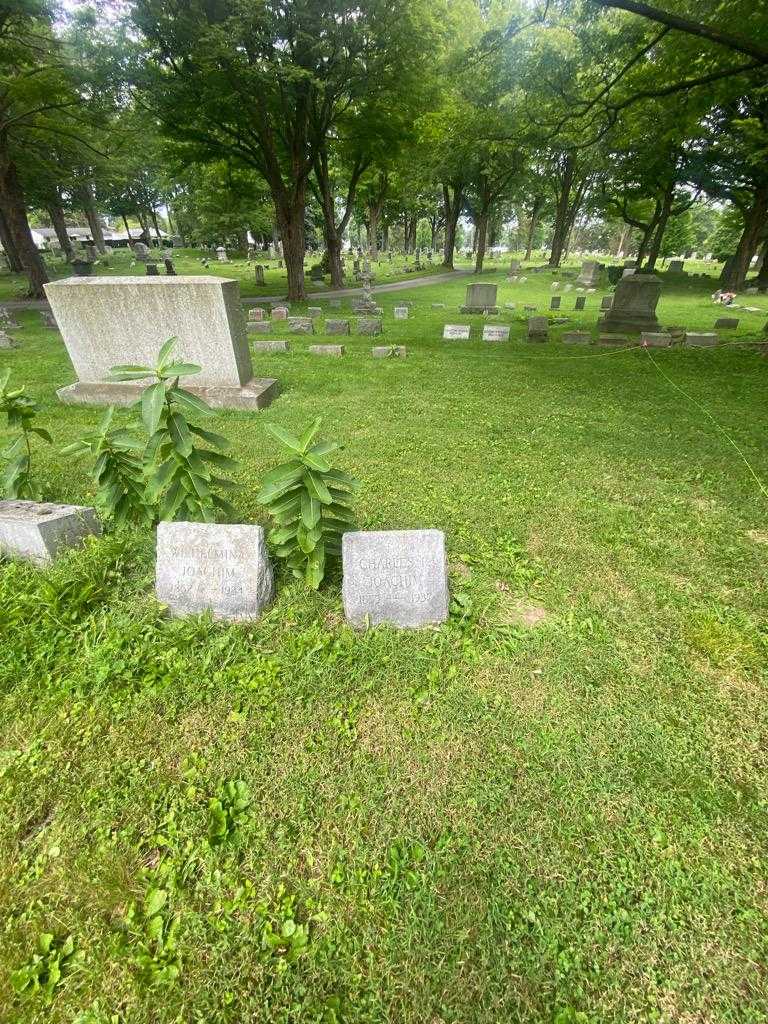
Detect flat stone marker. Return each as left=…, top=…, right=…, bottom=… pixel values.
left=288, top=317, right=314, bottom=334
left=714, top=317, right=739, bottom=329
left=550, top=296, right=561, bottom=310
left=574, top=296, right=586, bottom=311
left=482, top=325, right=510, bottom=342
left=641, top=332, right=672, bottom=348
left=247, top=320, right=272, bottom=334
left=45, top=276, right=278, bottom=411
left=504, top=302, right=516, bottom=310
left=155, top=521, right=273, bottom=622
left=600, top=296, right=613, bottom=310
left=598, top=334, right=630, bottom=346
left=342, top=529, right=449, bottom=629
left=325, top=319, right=350, bottom=335
left=272, top=306, right=288, bottom=320
left=431, top=302, right=446, bottom=309
left=393, top=306, right=409, bottom=319
left=443, top=324, right=470, bottom=340
left=309, top=344, right=345, bottom=356
left=356, top=317, right=382, bottom=335
left=307, top=306, right=322, bottom=318
left=252, top=341, right=290, bottom=353
left=372, top=345, right=406, bottom=358
left=0, top=499, right=101, bottom=566
left=685, top=332, right=718, bottom=347
left=247, top=307, right=264, bottom=321
left=562, top=332, right=591, bottom=344
left=527, top=317, right=548, bottom=341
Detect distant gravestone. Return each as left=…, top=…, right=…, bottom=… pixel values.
left=0, top=499, right=101, bottom=565
left=600, top=296, right=613, bottom=310
left=325, top=319, right=350, bottom=335
left=342, top=529, right=449, bottom=629
left=164, top=258, right=177, bottom=276
left=443, top=324, right=470, bottom=340
left=307, top=306, right=322, bottom=318
left=527, top=317, right=548, bottom=341
left=329, top=298, right=342, bottom=308
left=393, top=306, right=409, bottom=319
left=248, top=321, right=272, bottom=334
left=288, top=317, right=314, bottom=334
left=248, top=307, right=265, bottom=321
left=482, top=325, right=510, bottom=342
left=0, top=306, right=20, bottom=329
left=372, top=345, right=406, bottom=358
left=252, top=340, right=290, bottom=353
left=133, top=241, right=150, bottom=262
left=562, top=332, right=591, bottom=345
left=685, top=332, right=718, bottom=347
left=272, top=306, right=288, bottom=320
left=155, top=521, right=274, bottom=621
left=254, top=265, right=265, bottom=285
left=668, top=259, right=685, bottom=273
left=40, top=310, right=58, bottom=329
left=509, top=258, right=521, bottom=273
left=0, top=330, right=19, bottom=349
left=574, top=296, right=586, bottom=311
left=714, top=317, right=739, bottom=329
left=576, top=260, right=600, bottom=287
left=550, top=296, right=561, bottom=310
left=598, top=334, right=630, bottom=346
left=216, top=246, right=228, bottom=262
left=146, top=263, right=159, bottom=276
left=460, top=283, right=498, bottom=313
left=641, top=332, right=672, bottom=348
left=356, top=317, right=382, bottom=335
left=309, top=344, right=345, bottom=356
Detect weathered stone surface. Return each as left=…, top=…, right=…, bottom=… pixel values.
left=576, top=260, right=600, bottom=287
left=443, top=324, right=470, bottom=340
left=40, top=311, right=58, bottom=329
left=309, top=344, right=345, bottom=356
left=288, top=317, right=314, bottom=334
left=527, top=317, right=548, bottom=341
left=598, top=334, right=631, bottom=346
left=372, top=345, right=406, bottom=358
left=685, top=332, right=718, bottom=347
left=0, top=499, right=101, bottom=565
left=307, top=306, right=322, bottom=318
left=0, top=306, right=20, bottom=329
left=356, top=317, right=382, bottom=335
left=248, top=307, right=265, bottom=321
left=329, top=298, right=342, bottom=308
left=248, top=320, right=273, bottom=335
left=0, top=329, right=19, bottom=348
left=600, top=296, right=613, bottom=310
left=601, top=273, right=661, bottom=333
left=460, top=282, right=498, bottom=313
left=431, top=302, right=446, bottom=309
left=574, top=296, right=586, bottom=311
left=562, top=331, right=591, bottom=344
left=641, top=332, right=672, bottom=347
left=342, top=529, right=449, bottom=628
left=45, top=276, right=277, bottom=411
left=550, top=296, right=561, bottom=310
left=393, top=306, right=409, bottom=320
left=325, top=319, right=350, bottom=335
left=272, top=306, right=289, bottom=320
left=668, top=259, right=685, bottom=273
left=482, top=325, right=510, bottom=342
left=509, top=258, right=521, bottom=273
left=252, top=341, right=290, bottom=352
left=155, top=521, right=273, bottom=621
left=714, top=317, right=739, bottom=329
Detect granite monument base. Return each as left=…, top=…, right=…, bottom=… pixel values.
left=57, top=377, right=279, bottom=411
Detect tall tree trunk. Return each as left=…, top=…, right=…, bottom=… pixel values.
left=121, top=213, right=132, bottom=241
left=274, top=191, right=307, bottom=300
left=754, top=236, right=768, bottom=290
left=47, top=202, right=75, bottom=261
left=368, top=203, right=380, bottom=260
left=644, top=186, right=674, bottom=272
left=525, top=196, right=544, bottom=261
left=474, top=190, right=491, bottom=274
left=80, top=181, right=108, bottom=254
left=635, top=221, right=656, bottom=268
left=0, top=145, right=49, bottom=298
left=723, top=186, right=768, bottom=291
left=442, top=182, right=464, bottom=270
left=382, top=223, right=389, bottom=252
left=615, top=224, right=630, bottom=257
left=0, top=205, right=23, bottom=271
left=549, top=153, right=576, bottom=267
left=150, top=208, right=162, bottom=241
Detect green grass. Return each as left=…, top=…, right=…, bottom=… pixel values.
left=1, top=267, right=767, bottom=1023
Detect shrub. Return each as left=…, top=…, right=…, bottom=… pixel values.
left=0, top=369, right=51, bottom=499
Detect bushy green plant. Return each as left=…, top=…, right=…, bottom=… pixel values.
left=256, top=418, right=358, bottom=589
left=123, top=888, right=182, bottom=987
left=0, top=369, right=51, bottom=499
left=207, top=779, right=252, bottom=846
left=11, top=932, right=81, bottom=1000
left=109, top=337, right=239, bottom=522
left=61, top=407, right=151, bottom=526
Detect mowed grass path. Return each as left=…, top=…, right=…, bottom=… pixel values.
left=1, top=269, right=767, bottom=1023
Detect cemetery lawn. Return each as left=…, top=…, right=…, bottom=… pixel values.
left=2, top=267, right=768, bottom=1023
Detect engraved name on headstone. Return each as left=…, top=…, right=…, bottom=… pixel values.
left=482, top=325, right=510, bottom=342
left=443, top=324, right=470, bottom=340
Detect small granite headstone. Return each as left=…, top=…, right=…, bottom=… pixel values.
left=641, top=332, right=672, bottom=348
left=460, top=283, right=498, bottom=314
left=356, top=318, right=382, bottom=335
left=685, top=332, right=718, bottom=347
left=550, top=296, right=561, bottom=310
left=598, top=334, right=630, bottom=346
left=443, top=324, right=470, bottom=340
left=254, top=264, right=265, bottom=285
left=288, top=317, right=314, bottom=334
left=527, top=317, right=548, bottom=341
left=600, top=296, right=613, bottom=310
left=714, top=317, right=739, bottom=329
left=562, top=332, right=591, bottom=345
left=155, top=521, right=273, bottom=621
left=329, top=298, right=342, bottom=308
left=248, top=321, right=272, bottom=334
left=372, top=345, right=406, bottom=358
left=668, top=260, right=685, bottom=273
left=482, top=325, right=510, bottom=342
left=325, top=319, right=350, bottom=335
left=0, top=329, right=19, bottom=349
left=309, top=344, right=345, bottom=356
left=307, top=306, right=322, bottom=318
left=393, top=306, right=409, bottom=319
left=252, top=340, right=290, bottom=352
left=574, top=296, right=586, bottom=311
left=40, top=310, right=58, bottom=329
left=248, top=307, right=265, bottom=321
left=342, top=529, right=449, bottom=629
left=0, top=499, right=101, bottom=565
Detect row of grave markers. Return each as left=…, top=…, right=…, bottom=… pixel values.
left=0, top=500, right=448, bottom=629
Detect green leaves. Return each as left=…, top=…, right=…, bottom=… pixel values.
left=207, top=780, right=252, bottom=846
left=258, top=418, right=358, bottom=589
left=10, top=932, right=81, bottom=1001
left=141, top=381, right=166, bottom=435
left=0, top=370, right=51, bottom=500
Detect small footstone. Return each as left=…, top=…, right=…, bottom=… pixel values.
left=252, top=341, right=290, bottom=352
left=0, top=499, right=101, bottom=565
left=562, top=332, right=591, bottom=344
left=393, top=306, right=409, bottom=319
left=247, top=321, right=272, bottom=334
left=685, top=332, right=718, bottom=347
left=598, top=334, right=630, bottom=346
left=309, top=344, right=345, bottom=356
left=356, top=317, right=382, bottom=335
left=714, top=317, right=739, bottom=329
left=372, top=345, right=406, bottom=358
left=288, top=317, right=314, bottom=334
left=431, top=302, right=446, bottom=309
left=443, top=324, right=470, bottom=340
left=342, top=529, right=449, bottom=628
left=641, top=332, right=672, bottom=347
left=504, top=303, right=516, bottom=310
left=155, top=521, right=273, bottom=621
left=482, top=325, right=510, bottom=342
left=325, top=319, right=350, bottom=335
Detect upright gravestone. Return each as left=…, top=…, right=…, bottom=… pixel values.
left=248, top=307, right=264, bottom=322
left=325, top=319, right=350, bottom=335
left=601, top=274, right=661, bottom=334
left=0, top=329, right=18, bottom=349
left=254, top=264, right=265, bottom=285
left=509, top=258, right=521, bottom=273
left=155, top=521, right=274, bottom=621
left=575, top=296, right=586, bottom=311
left=342, top=529, right=449, bottom=628
left=272, top=306, right=288, bottom=320
left=393, top=306, right=409, bottom=320
left=216, top=246, right=228, bottom=263
left=527, top=317, right=549, bottom=342
left=288, top=317, right=314, bottom=334
left=550, top=296, right=561, bottom=310
left=600, top=296, right=613, bottom=311
left=0, top=306, right=20, bottom=329
left=44, top=276, right=278, bottom=411
left=576, top=260, right=600, bottom=287
left=356, top=318, right=382, bottom=336
left=668, top=259, right=685, bottom=273
left=460, top=283, right=498, bottom=314
left=164, top=259, right=177, bottom=276
left=133, top=241, right=150, bottom=262
left=0, top=499, right=101, bottom=565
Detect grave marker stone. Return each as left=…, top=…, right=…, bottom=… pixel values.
left=248, top=307, right=264, bottom=321
left=640, top=332, right=672, bottom=348
left=601, top=274, right=661, bottom=333
left=155, top=521, right=273, bottom=621
left=356, top=318, right=382, bottom=335
left=550, top=296, right=561, bottom=310
left=460, top=283, right=498, bottom=313
left=393, top=306, right=409, bottom=319
left=0, top=499, right=101, bottom=565
left=307, top=307, right=322, bottom=318
left=714, top=317, right=739, bottom=329
left=685, top=332, right=718, bottom=347
left=600, top=296, right=613, bottom=310
left=482, top=325, right=510, bottom=342
left=668, top=259, right=685, bottom=273
left=342, top=529, right=449, bottom=628
left=443, top=324, right=470, bottom=340
left=248, top=321, right=272, bottom=334
left=527, top=317, right=548, bottom=341
left=288, top=317, right=314, bottom=334
left=254, top=265, right=265, bottom=285
left=576, top=260, right=600, bottom=287
left=272, top=306, right=288, bottom=320
left=574, top=296, right=586, bottom=310
left=0, top=330, right=19, bottom=349
left=309, top=344, right=345, bottom=356
left=325, top=319, right=350, bottom=335
left=562, top=332, right=591, bottom=344
left=372, top=345, right=406, bottom=358
left=252, top=341, right=290, bottom=353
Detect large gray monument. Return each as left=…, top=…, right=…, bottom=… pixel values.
left=460, top=283, right=498, bottom=314
left=44, top=276, right=278, bottom=411
left=601, top=273, right=662, bottom=334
